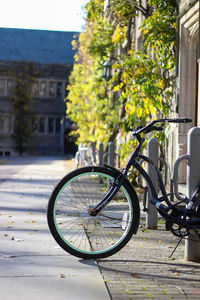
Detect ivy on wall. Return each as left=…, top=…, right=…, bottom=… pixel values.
left=66, top=0, right=178, bottom=160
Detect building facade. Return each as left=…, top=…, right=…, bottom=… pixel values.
left=104, top=0, right=200, bottom=183
left=173, top=0, right=199, bottom=182
left=0, top=28, right=78, bottom=156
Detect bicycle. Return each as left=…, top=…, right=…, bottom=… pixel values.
left=74, top=143, right=96, bottom=169
left=47, top=117, right=200, bottom=259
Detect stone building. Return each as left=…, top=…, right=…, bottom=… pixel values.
left=172, top=0, right=199, bottom=182
left=0, top=28, right=78, bottom=156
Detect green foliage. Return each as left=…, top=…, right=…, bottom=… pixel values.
left=67, top=0, right=177, bottom=158
left=67, top=0, right=119, bottom=146
left=141, top=0, right=177, bottom=70
left=109, top=0, right=138, bottom=24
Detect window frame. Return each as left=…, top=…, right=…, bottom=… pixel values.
left=0, top=113, right=14, bottom=134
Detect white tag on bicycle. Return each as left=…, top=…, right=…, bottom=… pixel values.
left=122, top=212, right=129, bottom=230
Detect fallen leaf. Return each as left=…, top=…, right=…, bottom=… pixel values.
left=130, top=272, right=141, bottom=278
left=174, top=272, right=179, bottom=276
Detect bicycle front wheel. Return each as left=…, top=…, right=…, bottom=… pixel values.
left=47, top=166, right=140, bottom=259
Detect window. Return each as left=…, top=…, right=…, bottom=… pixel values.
left=32, top=115, right=62, bottom=135
left=0, top=115, right=4, bottom=131
left=55, top=118, right=61, bottom=133
left=7, top=79, right=14, bottom=96
left=56, top=82, right=63, bottom=98
left=0, top=114, right=13, bottom=133
left=39, top=81, right=46, bottom=97
left=32, top=82, right=39, bottom=97
left=49, top=82, right=56, bottom=97
left=4, top=115, right=12, bottom=132
left=32, top=116, right=38, bottom=132
left=48, top=117, right=54, bottom=133
left=0, top=79, right=5, bottom=96
left=39, top=117, right=45, bottom=133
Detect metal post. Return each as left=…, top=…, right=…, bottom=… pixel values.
left=146, top=138, right=159, bottom=229
left=98, top=142, right=104, bottom=167
left=185, top=127, right=200, bottom=262
left=108, top=142, right=115, bottom=167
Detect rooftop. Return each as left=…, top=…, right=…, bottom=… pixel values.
left=0, top=28, right=79, bottom=64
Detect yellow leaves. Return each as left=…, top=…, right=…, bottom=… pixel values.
left=112, top=25, right=127, bottom=44
left=125, top=289, right=131, bottom=295
left=137, top=108, right=143, bottom=118
left=74, top=54, right=79, bottom=62
left=157, top=78, right=164, bottom=89
left=113, top=82, right=124, bottom=93
left=121, top=72, right=129, bottom=85
left=174, top=271, right=179, bottom=276
left=143, top=29, right=149, bottom=35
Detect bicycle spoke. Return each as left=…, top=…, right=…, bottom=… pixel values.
left=48, top=167, right=139, bottom=258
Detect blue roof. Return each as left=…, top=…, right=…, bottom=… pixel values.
left=0, top=28, right=79, bottom=64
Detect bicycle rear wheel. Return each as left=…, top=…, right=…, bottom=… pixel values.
left=47, top=166, right=140, bottom=259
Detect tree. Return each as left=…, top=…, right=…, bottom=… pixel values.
left=66, top=0, right=178, bottom=156
left=13, top=65, right=36, bottom=155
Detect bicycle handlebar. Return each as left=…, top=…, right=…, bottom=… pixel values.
left=132, top=118, right=192, bottom=136
left=164, top=118, right=192, bottom=123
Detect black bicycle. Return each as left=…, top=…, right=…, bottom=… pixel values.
left=47, top=118, right=200, bottom=259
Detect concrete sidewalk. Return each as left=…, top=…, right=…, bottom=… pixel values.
left=1, top=156, right=200, bottom=300
left=98, top=216, right=200, bottom=299
left=0, top=156, right=110, bottom=300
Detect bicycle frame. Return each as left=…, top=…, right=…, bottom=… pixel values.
left=91, top=134, right=170, bottom=216
left=91, top=117, right=200, bottom=231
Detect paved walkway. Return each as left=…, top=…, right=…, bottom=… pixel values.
left=0, top=156, right=200, bottom=300
left=0, top=156, right=109, bottom=300
left=98, top=217, right=200, bottom=299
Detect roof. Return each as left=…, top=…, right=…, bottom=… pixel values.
left=0, top=28, right=79, bottom=64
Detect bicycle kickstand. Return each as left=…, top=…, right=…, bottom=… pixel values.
left=168, top=236, right=184, bottom=259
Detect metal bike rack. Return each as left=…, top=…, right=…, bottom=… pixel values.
left=138, top=140, right=170, bottom=229
left=98, top=142, right=104, bottom=167
left=102, top=142, right=120, bottom=168
left=172, top=154, right=189, bottom=201
left=146, top=138, right=159, bottom=229
left=74, top=144, right=96, bottom=168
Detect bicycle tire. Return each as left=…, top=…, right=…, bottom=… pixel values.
left=47, top=166, right=140, bottom=259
